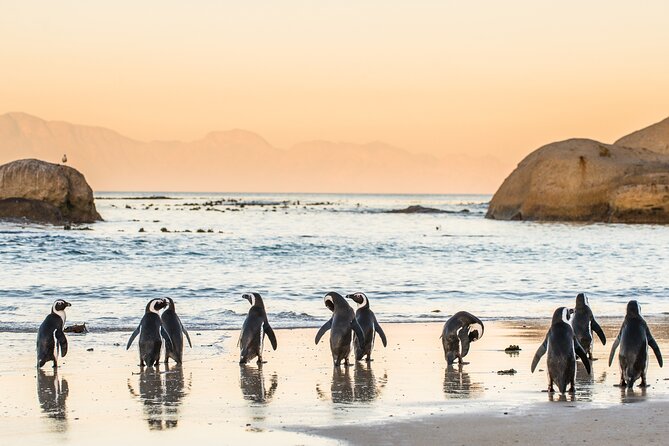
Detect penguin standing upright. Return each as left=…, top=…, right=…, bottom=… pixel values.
left=315, top=292, right=365, bottom=366
left=531, top=307, right=591, bottom=393
left=346, top=292, right=387, bottom=362
left=441, top=311, right=484, bottom=365
left=238, top=293, right=277, bottom=364
left=608, top=300, right=663, bottom=388
left=572, top=293, right=606, bottom=360
left=36, top=299, right=71, bottom=368
left=127, top=298, right=173, bottom=367
left=161, top=297, right=192, bottom=364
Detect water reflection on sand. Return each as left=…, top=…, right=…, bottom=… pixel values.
left=443, top=364, right=483, bottom=399
left=317, top=363, right=387, bottom=404
left=37, top=369, right=69, bottom=431
left=127, top=364, right=191, bottom=430
left=239, top=364, right=278, bottom=404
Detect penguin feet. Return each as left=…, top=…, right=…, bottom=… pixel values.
left=568, top=385, right=575, bottom=393
left=547, top=384, right=555, bottom=393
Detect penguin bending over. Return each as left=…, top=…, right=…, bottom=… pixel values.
left=315, top=292, right=365, bottom=366
left=572, top=293, right=606, bottom=360
left=239, top=293, right=277, bottom=364
left=441, top=311, right=484, bottom=365
left=531, top=307, right=591, bottom=393
left=346, top=292, right=387, bottom=362
left=127, top=298, right=173, bottom=367
left=608, top=300, right=663, bottom=388
left=161, top=297, right=192, bottom=364
left=37, top=299, right=71, bottom=368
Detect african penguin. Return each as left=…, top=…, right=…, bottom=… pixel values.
left=608, top=300, right=663, bottom=388
left=572, top=293, right=606, bottom=360
left=315, top=292, right=365, bottom=366
left=346, top=292, right=387, bottom=362
left=238, top=292, right=277, bottom=364
left=127, top=298, right=173, bottom=367
left=161, top=297, right=192, bottom=364
left=441, top=311, right=484, bottom=365
left=36, top=299, right=71, bottom=368
left=531, top=307, right=591, bottom=393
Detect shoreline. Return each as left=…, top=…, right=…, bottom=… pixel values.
left=1, top=321, right=667, bottom=445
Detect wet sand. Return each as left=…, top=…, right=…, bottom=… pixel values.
left=1, top=319, right=667, bottom=445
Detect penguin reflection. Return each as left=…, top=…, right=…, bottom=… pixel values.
left=127, top=365, right=191, bottom=430
left=574, top=360, right=594, bottom=401
left=443, top=364, right=483, bottom=399
left=330, top=366, right=354, bottom=403
left=239, top=364, right=278, bottom=404
left=37, top=369, right=69, bottom=431
left=353, top=362, right=387, bottom=402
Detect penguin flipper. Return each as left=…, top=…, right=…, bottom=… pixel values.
left=55, top=329, right=68, bottom=357
left=180, top=320, right=193, bottom=348
left=351, top=319, right=365, bottom=351
left=574, top=339, right=591, bottom=374
left=161, top=326, right=174, bottom=352
left=608, top=332, right=621, bottom=367
left=126, top=325, right=141, bottom=350
left=315, top=318, right=332, bottom=344
left=647, top=330, right=663, bottom=367
left=264, top=321, right=278, bottom=350
left=591, top=318, right=606, bottom=345
left=531, top=336, right=548, bottom=373
left=374, top=319, right=387, bottom=347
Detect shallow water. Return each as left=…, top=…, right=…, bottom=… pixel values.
left=1, top=192, right=668, bottom=332
left=1, top=321, right=667, bottom=445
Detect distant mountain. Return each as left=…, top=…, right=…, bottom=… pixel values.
left=0, top=112, right=508, bottom=193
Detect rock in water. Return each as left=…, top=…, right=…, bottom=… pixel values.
left=486, top=138, right=669, bottom=223
left=0, top=158, right=102, bottom=224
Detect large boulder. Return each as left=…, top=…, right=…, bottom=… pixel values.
left=0, top=159, right=102, bottom=224
left=615, top=117, right=669, bottom=155
left=486, top=139, right=669, bottom=223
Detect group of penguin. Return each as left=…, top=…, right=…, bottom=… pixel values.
left=36, top=291, right=664, bottom=395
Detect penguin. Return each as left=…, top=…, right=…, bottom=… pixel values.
left=127, top=298, right=173, bottom=367
left=572, top=293, right=606, bottom=360
left=161, top=297, right=192, bottom=364
left=238, top=293, right=277, bottom=364
left=36, top=299, right=71, bottom=368
left=315, top=292, right=365, bottom=366
left=531, top=307, right=591, bottom=393
left=441, top=311, right=484, bottom=365
left=345, top=292, right=387, bottom=362
left=608, top=300, right=663, bottom=388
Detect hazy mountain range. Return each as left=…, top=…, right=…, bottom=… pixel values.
left=0, top=112, right=509, bottom=193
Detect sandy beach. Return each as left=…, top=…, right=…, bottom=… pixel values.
left=1, top=318, right=668, bottom=445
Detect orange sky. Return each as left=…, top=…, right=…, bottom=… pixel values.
left=1, top=1, right=669, bottom=190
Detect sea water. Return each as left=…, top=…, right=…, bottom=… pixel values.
left=0, top=192, right=667, bottom=332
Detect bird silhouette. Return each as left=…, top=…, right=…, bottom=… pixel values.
left=61, top=154, right=67, bottom=164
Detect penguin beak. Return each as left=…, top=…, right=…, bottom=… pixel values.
left=65, top=301, right=72, bottom=307
left=346, top=294, right=362, bottom=304
left=242, top=294, right=252, bottom=304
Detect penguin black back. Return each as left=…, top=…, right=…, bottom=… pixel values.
left=239, top=293, right=277, bottom=364
left=441, top=311, right=484, bottom=365
left=161, top=297, right=192, bottom=364
left=608, top=300, right=663, bottom=388
left=531, top=307, right=591, bottom=394
left=572, top=293, right=606, bottom=359
left=37, top=299, right=71, bottom=368
left=315, top=292, right=365, bottom=366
